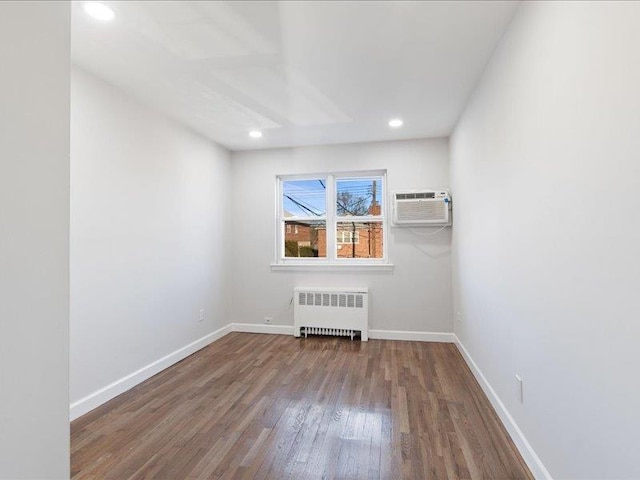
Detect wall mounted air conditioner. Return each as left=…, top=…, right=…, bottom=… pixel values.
left=392, top=189, right=451, bottom=226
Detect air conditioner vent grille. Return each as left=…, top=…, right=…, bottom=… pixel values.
left=396, top=192, right=435, bottom=200
left=396, top=200, right=447, bottom=222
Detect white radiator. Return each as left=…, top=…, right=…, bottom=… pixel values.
left=293, top=287, right=368, bottom=341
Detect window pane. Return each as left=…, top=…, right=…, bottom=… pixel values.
left=336, top=178, right=383, bottom=216
left=336, top=222, right=383, bottom=258
left=282, top=179, right=326, bottom=217
left=284, top=220, right=326, bottom=258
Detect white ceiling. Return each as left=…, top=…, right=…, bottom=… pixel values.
left=71, top=1, right=518, bottom=151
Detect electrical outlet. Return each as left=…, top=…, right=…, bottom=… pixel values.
left=456, top=311, right=462, bottom=324
left=199, top=309, right=205, bottom=322
left=264, top=316, right=273, bottom=324
left=515, top=375, right=523, bottom=403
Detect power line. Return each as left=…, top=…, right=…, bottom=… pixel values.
left=286, top=193, right=325, bottom=216
left=284, top=195, right=321, bottom=216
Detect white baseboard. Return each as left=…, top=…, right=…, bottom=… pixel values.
left=70, top=324, right=232, bottom=421
left=369, top=329, right=455, bottom=342
left=231, top=323, right=295, bottom=335
left=453, top=335, right=552, bottom=480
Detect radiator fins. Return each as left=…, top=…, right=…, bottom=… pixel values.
left=301, top=327, right=357, bottom=340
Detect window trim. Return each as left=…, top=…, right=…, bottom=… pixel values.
left=275, top=170, right=389, bottom=267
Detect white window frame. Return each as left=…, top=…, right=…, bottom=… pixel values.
left=274, top=170, right=389, bottom=268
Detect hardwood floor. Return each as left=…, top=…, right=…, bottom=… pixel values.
left=71, top=333, right=533, bottom=479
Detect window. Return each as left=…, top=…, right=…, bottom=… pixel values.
left=276, top=171, right=387, bottom=265
left=337, top=230, right=359, bottom=244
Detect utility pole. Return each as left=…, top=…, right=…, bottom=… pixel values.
left=371, top=180, right=377, bottom=207
left=371, top=180, right=378, bottom=258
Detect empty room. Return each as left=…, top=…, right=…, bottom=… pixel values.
left=1, top=1, right=639, bottom=479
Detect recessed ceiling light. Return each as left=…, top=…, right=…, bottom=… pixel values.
left=388, top=118, right=404, bottom=128
left=84, top=2, right=115, bottom=22
left=249, top=130, right=263, bottom=138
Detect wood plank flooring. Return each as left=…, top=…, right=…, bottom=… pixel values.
left=71, top=333, right=533, bottom=480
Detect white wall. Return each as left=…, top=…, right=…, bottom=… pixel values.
left=451, top=2, right=640, bottom=478
left=0, top=2, right=70, bottom=478
left=70, top=68, right=232, bottom=410
left=230, top=139, right=452, bottom=333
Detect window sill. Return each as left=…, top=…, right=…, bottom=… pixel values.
left=270, top=263, right=394, bottom=272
